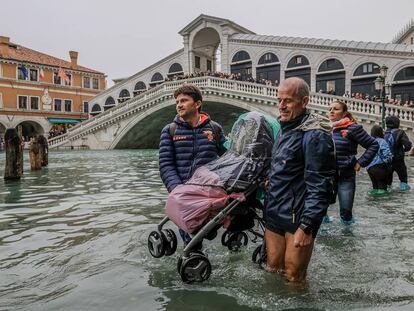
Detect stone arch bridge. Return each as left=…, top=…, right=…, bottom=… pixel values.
left=48, top=77, right=414, bottom=149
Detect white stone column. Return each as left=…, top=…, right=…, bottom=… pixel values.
left=182, top=35, right=191, bottom=74
left=221, top=34, right=229, bottom=73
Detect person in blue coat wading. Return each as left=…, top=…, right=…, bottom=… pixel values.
left=159, top=84, right=226, bottom=245
left=328, top=100, right=378, bottom=224
left=366, top=125, right=393, bottom=195
left=265, top=77, right=336, bottom=282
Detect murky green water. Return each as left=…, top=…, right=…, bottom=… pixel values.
left=0, top=150, right=413, bottom=311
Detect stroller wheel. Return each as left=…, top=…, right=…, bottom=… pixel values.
left=147, top=230, right=166, bottom=258
left=221, top=230, right=231, bottom=246
left=179, top=252, right=211, bottom=283
left=163, top=229, right=177, bottom=256
left=252, top=244, right=267, bottom=267
left=227, top=232, right=248, bottom=251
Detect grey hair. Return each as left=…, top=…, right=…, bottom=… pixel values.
left=280, top=77, right=309, bottom=100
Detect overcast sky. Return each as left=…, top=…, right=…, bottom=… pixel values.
left=2, top=0, right=413, bottom=86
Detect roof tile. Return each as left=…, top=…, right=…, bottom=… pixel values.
left=2, top=43, right=104, bottom=75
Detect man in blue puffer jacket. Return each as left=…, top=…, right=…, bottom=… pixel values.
left=265, top=77, right=336, bottom=282
left=159, top=84, right=226, bottom=243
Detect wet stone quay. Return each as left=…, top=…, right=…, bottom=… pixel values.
left=0, top=150, right=414, bottom=311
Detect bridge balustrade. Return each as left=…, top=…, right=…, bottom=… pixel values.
left=48, top=76, right=414, bottom=148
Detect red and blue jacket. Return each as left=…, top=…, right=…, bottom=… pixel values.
left=159, top=113, right=226, bottom=192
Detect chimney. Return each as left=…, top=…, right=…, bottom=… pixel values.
left=69, top=50, right=78, bottom=68
left=0, top=36, right=10, bottom=58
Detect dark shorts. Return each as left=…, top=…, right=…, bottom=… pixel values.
left=266, top=223, right=319, bottom=239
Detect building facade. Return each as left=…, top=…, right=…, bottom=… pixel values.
left=86, top=15, right=414, bottom=116
left=0, top=36, right=106, bottom=140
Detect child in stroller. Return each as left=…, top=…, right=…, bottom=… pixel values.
left=148, top=111, right=279, bottom=283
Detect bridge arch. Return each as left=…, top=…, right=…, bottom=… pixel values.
left=16, top=120, right=44, bottom=141
left=191, top=27, right=221, bottom=72
left=109, top=93, right=274, bottom=149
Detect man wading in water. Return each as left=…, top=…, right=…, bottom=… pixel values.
left=264, top=77, right=336, bottom=282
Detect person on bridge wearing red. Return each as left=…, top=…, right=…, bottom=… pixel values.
left=159, top=84, right=226, bottom=246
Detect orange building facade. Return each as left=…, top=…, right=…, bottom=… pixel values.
left=0, top=36, right=106, bottom=141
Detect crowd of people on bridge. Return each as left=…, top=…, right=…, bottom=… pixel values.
left=157, top=78, right=413, bottom=284
left=341, top=91, right=414, bottom=107
left=48, top=124, right=73, bottom=139
left=164, top=70, right=278, bottom=86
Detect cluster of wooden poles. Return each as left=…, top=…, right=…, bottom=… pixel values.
left=4, top=128, right=49, bottom=180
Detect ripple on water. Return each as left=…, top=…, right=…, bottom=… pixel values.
left=1, top=150, right=414, bottom=310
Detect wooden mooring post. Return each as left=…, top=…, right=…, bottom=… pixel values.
left=37, top=135, right=48, bottom=167
left=29, top=136, right=42, bottom=171
left=4, top=128, right=23, bottom=180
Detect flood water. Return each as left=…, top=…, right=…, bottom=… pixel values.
left=0, top=150, right=413, bottom=311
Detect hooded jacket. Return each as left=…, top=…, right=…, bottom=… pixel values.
left=265, top=112, right=336, bottom=232
left=332, top=118, right=378, bottom=177
left=384, top=116, right=412, bottom=160
left=159, top=113, right=226, bottom=192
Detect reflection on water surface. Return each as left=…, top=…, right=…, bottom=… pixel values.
left=0, top=150, right=413, bottom=310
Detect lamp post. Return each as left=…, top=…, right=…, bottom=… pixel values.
left=374, top=65, right=391, bottom=129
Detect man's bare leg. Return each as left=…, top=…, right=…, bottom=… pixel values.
left=265, top=229, right=286, bottom=272
left=284, top=232, right=314, bottom=282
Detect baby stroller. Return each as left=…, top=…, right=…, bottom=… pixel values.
left=147, top=111, right=279, bottom=283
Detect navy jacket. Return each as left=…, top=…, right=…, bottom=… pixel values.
left=384, top=116, right=412, bottom=161
left=159, top=113, right=226, bottom=192
left=265, top=112, right=336, bottom=232
left=332, top=121, right=378, bottom=178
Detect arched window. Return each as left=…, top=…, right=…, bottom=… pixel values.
left=318, top=58, right=344, bottom=72
left=104, top=97, right=115, bottom=111
left=285, top=55, right=311, bottom=86
left=287, top=55, right=310, bottom=68
left=133, top=81, right=146, bottom=96
left=316, top=59, right=345, bottom=96
left=150, top=72, right=164, bottom=87
left=90, top=104, right=102, bottom=116
left=258, top=53, right=279, bottom=65
left=104, top=96, right=115, bottom=107
left=231, top=50, right=252, bottom=81
left=119, top=89, right=130, bottom=98
left=168, top=63, right=183, bottom=74
left=353, top=62, right=380, bottom=76
left=351, top=63, right=381, bottom=97
left=118, top=89, right=131, bottom=103
left=392, top=66, right=414, bottom=104
left=256, top=52, right=280, bottom=84
left=394, top=66, right=414, bottom=81
left=231, top=50, right=251, bottom=63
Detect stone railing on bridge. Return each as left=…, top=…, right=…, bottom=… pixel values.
left=48, top=76, right=414, bottom=148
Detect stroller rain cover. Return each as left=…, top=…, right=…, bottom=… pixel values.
left=166, top=111, right=280, bottom=233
